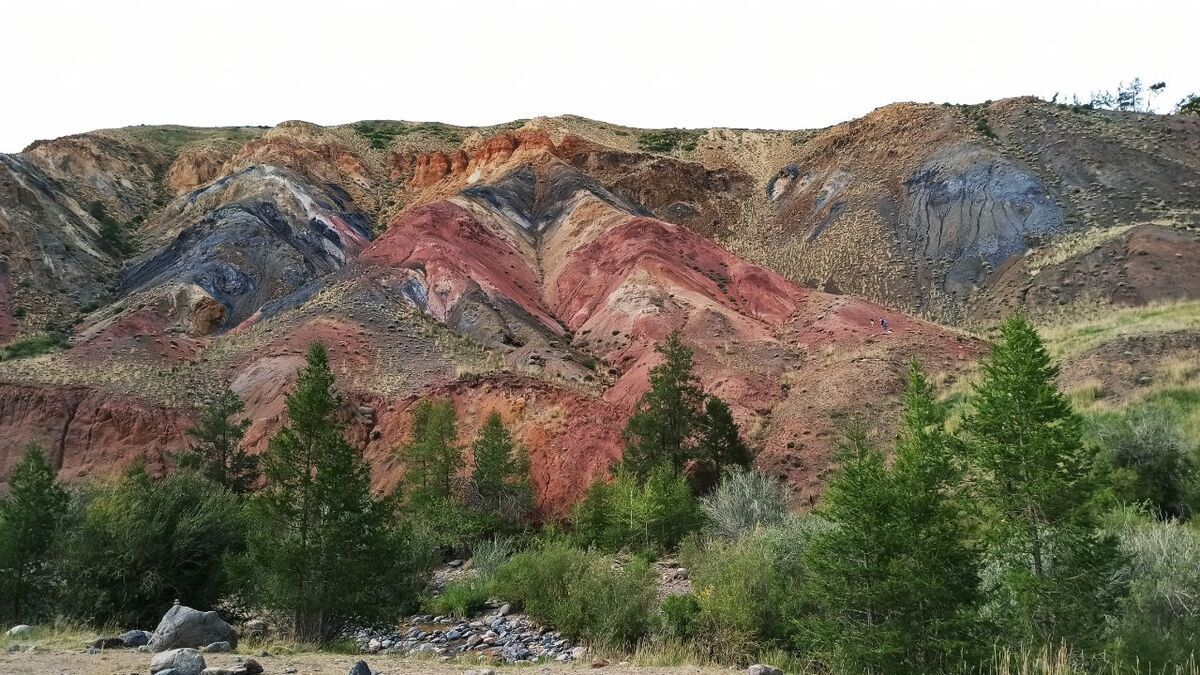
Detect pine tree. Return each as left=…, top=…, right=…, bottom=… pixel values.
left=801, top=362, right=980, bottom=673
left=964, top=315, right=1121, bottom=650
left=469, top=412, right=532, bottom=523
left=622, top=331, right=705, bottom=476
left=400, top=399, right=462, bottom=507
left=0, top=445, right=67, bottom=622
left=695, top=395, right=752, bottom=484
left=180, top=389, right=258, bottom=494
left=242, top=343, right=428, bottom=642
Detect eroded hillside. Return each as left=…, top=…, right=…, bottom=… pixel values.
left=1, top=99, right=1196, bottom=510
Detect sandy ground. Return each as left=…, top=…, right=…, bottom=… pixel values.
left=0, top=650, right=734, bottom=675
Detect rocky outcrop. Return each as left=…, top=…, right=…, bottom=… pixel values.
left=22, top=133, right=167, bottom=223
left=0, top=263, right=15, bottom=344
left=116, top=165, right=372, bottom=335
left=900, top=143, right=1065, bottom=300
left=148, top=604, right=238, bottom=652
left=166, top=146, right=233, bottom=194
left=0, top=383, right=191, bottom=480
left=0, top=153, right=119, bottom=323
left=974, top=224, right=1200, bottom=319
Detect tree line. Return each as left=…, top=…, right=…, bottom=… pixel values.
left=1, top=319, right=1198, bottom=671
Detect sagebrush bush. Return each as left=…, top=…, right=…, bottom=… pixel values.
left=1096, top=405, right=1199, bottom=520
left=1110, top=511, right=1200, bottom=668
left=491, top=540, right=657, bottom=648
left=701, top=468, right=789, bottom=540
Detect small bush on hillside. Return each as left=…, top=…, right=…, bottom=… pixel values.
left=0, top=334, right=68, bottom=361
left=54, top=465, right=246, bottom=627
left=638, top=129, right=701, bottom=153
left=701, top=468, right=789, bottom=540
left=1096, top=406, right=1199, bottom=520
left=571, top=468, right=705, bottom=552
left=87, top=201, right=134, bottom=255
left=490, top=539, right=657, bottom=648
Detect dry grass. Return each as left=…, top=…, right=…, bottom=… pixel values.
left=1041, top=300, right=1200, bottom=361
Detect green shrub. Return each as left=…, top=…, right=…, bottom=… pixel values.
left=1095, top=406, right=1199, bottom=520
left=1109, top=511, right=1200, bottom=669
left=701, top=468, right=789, bottom=540
left=353, top=121, right=462, bottom=149
left=681, top=516, right=824, bottom=662
left=427, top=578, right=492, bottom=618
left=638, top=129, right=701, bottom=153
left=470, top=536, right=517, bottom=578
left=0, top=334, right=68, bottom=361
left=660, top=593, right=701, bottom=640
left=571, top=467, right=705, bottom=553
left=54, top=465, right=246, bottom=627
left=491, top=540, right=656, bottom=648
left=87, top=201, right=134, bottom=255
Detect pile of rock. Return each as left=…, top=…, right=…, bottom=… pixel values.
left=354, top=607, right=584, bottom=664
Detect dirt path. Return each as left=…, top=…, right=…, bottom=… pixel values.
left=0, top=650, right=732, bottom=675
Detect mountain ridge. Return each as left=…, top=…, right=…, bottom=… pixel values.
left=1, top=96, right=1196, bottom=511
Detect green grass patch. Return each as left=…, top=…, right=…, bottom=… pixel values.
left=425, top=577, right=493, bottom=618
left=638, top=129, right=701, bottom=153
left=0, top=333, right=68, bottom=361
left=352, top=121, right=462, bottom=149
left=1041, top=301, right=1200, bottom=360
left=126, top=125, right=263, bottom=153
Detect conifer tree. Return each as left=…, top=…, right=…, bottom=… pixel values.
left=801, top=362, right=980, bottom=673
left=622, top=331, right=705, bottom=476
left=242, top=343, right=428, bottom=642
left=180, top=389, right=258, bottom=494
left=0, top=445, right=67, bottom=621
left=696, top=396, right=752, bottom=469
left=469, top=412, right=532, bottom=522
left=400, top=399, right=462, bottom=507
left=965, top=315, right=1121, bottom=650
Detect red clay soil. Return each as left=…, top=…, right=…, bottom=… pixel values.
left=74, top=305, right=207, bottom=364
left=354, top=374, right=626, bottom=513
left=361, top=202, right=561, bottom=332
left=977, top=224, right=1200, bottom=319
left=0, top=383, right=192, bottom=482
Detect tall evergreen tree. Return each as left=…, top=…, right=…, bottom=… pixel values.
left=180, top=389, right=258, bottom=494
left=469, top=412, right=532, bottom=523
left=801, top=363, right=980, bottom=673
left=0, top=445, right=67, bottom=622
left=965, top=315, right=1122, bottom=650
left=622, top=331, right=705, bottom=476
left=400, top=399, right=462, bottom=507
left=242, top=343, right=428, bottom=642
left=695, top=396, right=752, bottom=473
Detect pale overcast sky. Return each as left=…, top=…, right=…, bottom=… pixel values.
left=4, top=0, right=1198, bottom=152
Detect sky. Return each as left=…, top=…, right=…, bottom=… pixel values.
left=4, top=0, right=1198, bottom=152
